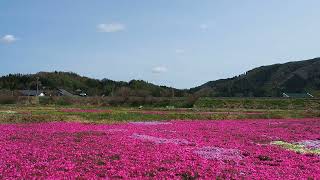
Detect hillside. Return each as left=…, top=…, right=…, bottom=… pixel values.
left=0, top=72, right=186, bottom=97
left=191, top=58, right=320, bottom=97
left=1, top=58, right=320, bottom=98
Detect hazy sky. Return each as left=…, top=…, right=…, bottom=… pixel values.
left=1, top=0, right=320, bottom=89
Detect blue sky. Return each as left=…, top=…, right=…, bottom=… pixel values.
left=1, top=0, right=320, bottom=88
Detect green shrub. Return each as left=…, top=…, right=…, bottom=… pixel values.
left=194, top=97, right=320, bottom=109
left=55, top=97, right=73, bottom=106
left=39, top=97, right=54, bottom=105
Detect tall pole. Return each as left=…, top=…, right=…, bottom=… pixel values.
left=111, top=84, right=115, bottom=97
left=36, top=77, right=39, bottom=96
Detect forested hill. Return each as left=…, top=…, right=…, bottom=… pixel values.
left=190, top=58, right=320, bottom=97
left=1, top=58, right=320, bottom=97
left=0, top=72, right=186, bottom=97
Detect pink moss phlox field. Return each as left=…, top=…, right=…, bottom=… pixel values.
left=130, top=121, right=172, bottom=125
left=0, top=119, right=319, bottom=179
left=60, top=108, right=112, bottom=113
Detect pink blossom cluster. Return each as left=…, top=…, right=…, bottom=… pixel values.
left=60, top=108, right=112, bottom=113
left=130, top=121, right=172, bottom=125
left=0, top=118, right=319, bottom=179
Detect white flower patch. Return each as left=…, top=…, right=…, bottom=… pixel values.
left=131, top=133, right=190, bottom=145
left=194, top=146, right=243, bottom=161
left=157, top=129, right=177, bottom=133
left=130, top=121, right=171, bottom=125
left=268, top=122, right=284, bottom=125
left=297, top=140, right=320, bottom=150
left=106, top=129, right=127, bottom=133
left=0, top=110, right=16, bottom=114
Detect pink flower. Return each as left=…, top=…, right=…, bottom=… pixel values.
left=0, top=118, right=319, bottom=179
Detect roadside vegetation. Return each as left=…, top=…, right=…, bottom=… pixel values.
left=0, top=105, right=319, bottom=124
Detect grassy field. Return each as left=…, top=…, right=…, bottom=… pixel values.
left=0, top=104, right=319, bottom=124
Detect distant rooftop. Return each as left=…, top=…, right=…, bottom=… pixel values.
left=282, top=93, right=314, bottom=98
left=19, top=90, right=43, bottom=96
left=57, top=89, right=74, bottom=97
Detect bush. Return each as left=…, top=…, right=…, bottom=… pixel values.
left=183, top=95, right=200, bottom=108
left=194, top=97, right=320, bottom=109
left=0, top=96, right=17, bottom=104
left=39, top=97, right=54, bottom=105
left=55, top=97, right=73, bottom=106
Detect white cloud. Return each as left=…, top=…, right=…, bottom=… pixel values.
left=1, top=35, right=18, bottom=44
left=152, top=66, right=168, bottom=74
left=175, top=49, right=185, bottom=54
left=97, top=23, right=126, bottom=33
left=200, top=24, right=209, bottom=31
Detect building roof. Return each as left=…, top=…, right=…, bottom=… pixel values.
left=19, top=90, right=42, bottom=96
left=282, top=92, right=314, bottom=98
left=79, top=92, right=87, bottom=96
left=57, top=89, right=74, bottom=97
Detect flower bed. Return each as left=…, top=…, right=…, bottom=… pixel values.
left=0, top=118, right=319, bottom=179
left=130, top=121, right=172, bottom=125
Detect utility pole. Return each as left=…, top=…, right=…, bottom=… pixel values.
left=36, top=77, right=39, bottom=96
left=111, top=84, right=115, bottom=97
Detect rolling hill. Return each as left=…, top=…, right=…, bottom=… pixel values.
left=0, top=71, right=186, bottom=97
left=191, top=58, right=320, bottom=97
left=0, top=58, right=320, bottom=97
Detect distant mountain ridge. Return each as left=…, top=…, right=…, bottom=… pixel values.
left=0, top=57, right=320, bottom=97
left=191, top=58, right=320, bottom=97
